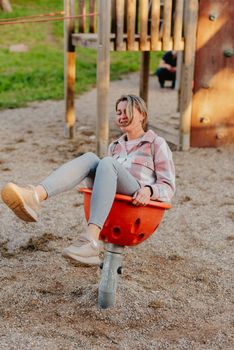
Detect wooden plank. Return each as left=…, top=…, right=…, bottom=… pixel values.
left=127, top=0, right=138, bottom=50
left=179, top=0, right=198, bottom=150
left=72, top=33, right=115, bottom=50
left=89, top=0, right=96, bottom=33
left=139, top=0, right=150, bottom=50
left=116, top=0, right=126, bottom=50
left=64, top=0, right=76, bottom=138
left=139, top=51, right=150, bottom=106
left=175, top=50, right=183, bottom=110
left=65, top=52, right=76, bottom=138
left=78, top=0, right=86, bottom=33
left=151, top=0, right=161, bottom=50
left=173, top=0, right=184, bottom=50
left=96, top=0, right=111, bottom=156
left=72, top=33, right=98, bottom=47
left=162, top=0, right=173, bottom=50
left=64, top=0, right=75, bottom=52
left=111, top=0, right=117, bottom=34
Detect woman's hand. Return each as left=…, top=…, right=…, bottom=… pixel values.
left=132, top=187, right=151, bottom=206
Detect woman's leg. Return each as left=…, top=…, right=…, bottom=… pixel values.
left=39, top=152, right=99, bottom=198
left=62, top=156, right=140, bottom=265
left=89, top=156, right=140, bottom=229
left=40, top=152, right=102, bottom=242
left=1, top=152, right=100, bottom=222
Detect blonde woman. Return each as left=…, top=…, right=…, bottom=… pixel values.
left=1, top=95, right=175, bottom=265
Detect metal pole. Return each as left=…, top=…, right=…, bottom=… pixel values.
left=98, top=243, right=124, bottom=309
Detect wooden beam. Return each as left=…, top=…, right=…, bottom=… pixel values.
left=64, top=0, right=76, bottom=138
left=89, top=0, right=96, bottom=33
left=116, top=0, right=126, bottom=50
left=176, top=50, right=183, bottom=111
left=151, top=0, right=161, bottom=50
left=139, top=51, right=150, bottom=106
left=72, top=33, right=115, bottom=50
left=78, top=0, right=86, bottom=33
left=139, top=0, right=150, bottom=50
left=127, top=0, right=138, bottom=50
left=173, top=0, right=184, bottom=50
left=96, top=0, right=111, bottom=156
left=179, top=0, right=198, bottom=150
left=162, top=0, right=173, bottom=50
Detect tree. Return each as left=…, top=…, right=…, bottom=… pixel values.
left=0, top=0, right=12, bottom=12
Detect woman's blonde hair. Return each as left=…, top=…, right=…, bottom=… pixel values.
left=115, top=94, right=148, bottom=131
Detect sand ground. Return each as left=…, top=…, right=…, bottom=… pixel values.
left=0, top=74, right=233, bottom=350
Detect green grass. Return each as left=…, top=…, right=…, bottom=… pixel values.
left=0, top=0, right=163, bottom=109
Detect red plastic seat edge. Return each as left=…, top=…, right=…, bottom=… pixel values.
left=79, top=187, right=171, bottom=209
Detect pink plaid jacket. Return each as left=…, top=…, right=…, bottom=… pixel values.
left=108, top=130, right=175, bottom=202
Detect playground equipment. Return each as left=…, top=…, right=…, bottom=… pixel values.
left=191, top=0, right=234, bottom=147
left=64, top=0, right=198, bottom=152
left=64, top=0, right=234, bottom=151
left=80, top=188, right=171, bottom=309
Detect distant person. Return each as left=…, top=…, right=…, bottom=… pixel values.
left=155, top=51, right=177, bottom=89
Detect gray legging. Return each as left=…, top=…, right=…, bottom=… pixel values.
left=40, top=152, right=140, bottom=229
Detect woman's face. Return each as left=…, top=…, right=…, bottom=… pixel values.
left=116, top=100, right=144, bottom=133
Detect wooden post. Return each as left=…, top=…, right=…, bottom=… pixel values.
left=139, top=51, right=150, bottom=106
left=179, top=0, right=198, bottom=150
left=127, top=0, right=137, bottom=50
left=64, top=0, right=76, bottom=138
left=176, top=50, right=183, bottom=112
left=78, top=0, right=86, bottom=33
left=96, top=0, right=111, bottom=156
left=151, top=0, right=161, bottom=50
left=116, top=0, right=125, bottom=50
left=162, top=0, right=173, bottom=50
left=173, top=0, right=184, bottom=50
left=139, top=0, right=150, bottom=51
left=89, top=0, right=97, bottom=33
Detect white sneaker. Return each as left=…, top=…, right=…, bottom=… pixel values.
left=1, top=182, right=40, bottom=222
left=62, top=234, right=102, bottom=266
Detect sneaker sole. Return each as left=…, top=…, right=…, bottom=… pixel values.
left=62, top=249, right=101, bottom=266
left=1, top=183, right=38, bottom=222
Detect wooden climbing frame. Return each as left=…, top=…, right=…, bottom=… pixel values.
left=64, top=0, right=199, bottom=153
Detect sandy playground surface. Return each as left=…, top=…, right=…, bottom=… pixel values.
left=0, top=74, right=233, bottom=350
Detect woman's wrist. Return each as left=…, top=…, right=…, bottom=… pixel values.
left=144, top=185, right=153, bottom=197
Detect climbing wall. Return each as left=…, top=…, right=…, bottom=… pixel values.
left=191, top=0, right=234, bottom=147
